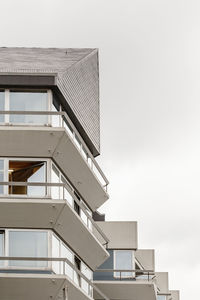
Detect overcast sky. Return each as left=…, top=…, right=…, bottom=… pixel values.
left=1, top=0, right=200, bottom=299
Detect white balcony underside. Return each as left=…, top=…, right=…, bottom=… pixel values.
left=94, top=281, right=157, bottom=300
left=0, top=199, right=109, bottom=270
left=0, top=126, right=109, bottom=211
left=0, top=273, right=92, bottom=300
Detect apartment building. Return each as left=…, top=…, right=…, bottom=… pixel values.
left=0, top=47, right=179, bottom=300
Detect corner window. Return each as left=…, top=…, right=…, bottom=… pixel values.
left=8, top=230, right=48, bottom=267
left=114, top=250, right=135, bottom=278
left=10, top=91, right=49, bottom=124
left=9, top=160, right=46, bottom=196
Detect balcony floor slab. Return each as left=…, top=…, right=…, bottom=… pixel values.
left=93, top=280, right=157, bottom=300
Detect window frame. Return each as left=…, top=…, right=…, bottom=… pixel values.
left=113, top=249, right=135, bottom=278
left=0, top=157, right=50, bottom=198
left=0, top=228, right=51, bottom=271
left=0, top=89, right=52, bottom=126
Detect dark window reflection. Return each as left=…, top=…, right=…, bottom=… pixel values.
left=9, top=161, right=46, bottom=196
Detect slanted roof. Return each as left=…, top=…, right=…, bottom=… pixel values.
left=0, top=47, right=95, bottom=74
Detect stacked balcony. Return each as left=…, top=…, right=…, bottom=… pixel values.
left=0, top=88, right=109, bottom=300
left=93, top=221, right=180, bottom=300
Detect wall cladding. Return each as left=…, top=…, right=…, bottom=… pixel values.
left=57, top=50, right=100, bottom=154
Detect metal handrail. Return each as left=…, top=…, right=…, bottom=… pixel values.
left=96, top=269, right=154, bottom=273
left=0, top=256, right=110, bottom=300
left=0, top=110, right=109, bottom=191
left=95, top=268, right=155, bottom=282
left=0, top=181, right=109, bottom=246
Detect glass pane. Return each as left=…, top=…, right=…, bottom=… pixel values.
left=81, top=147, right=88, bottom=161
left=0, top=232, right=4, bottom=266
left=52, top=235, right=60, bottom=274
left=74, top=257, right=81, bottom=287
left=9, top=161, right=46, bottom=196
left=51, top=103, right=60, bottom=127
left=61, top=243, right=73, bottom=279
left=62, top=178, right=73, bottom=206
left=9, top=231, right=48, bottom=267
left=51, top=164, right=60, bottom=199
left=0, top=160, right=4, bottom=195
left=74, top=134, right=81, bottom=150
left=80, top=209, right=88, bottom=226
left=81, top=263, right=92, bottom=295
left=115, top=250, right=134, bottom=278
left=0, top=172, right=4, bottom=195
left=0, top=160, right=4, bottom=170
left=10, top=91, right=48, bottom=124
left=157, top=296, right=167, bottom=300
left=0, top=92, right=4, bottom=122
left=63, top=117, right=73, bottom=137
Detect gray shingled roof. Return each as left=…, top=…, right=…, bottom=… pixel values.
left=0, top=47, right=96, bottom=74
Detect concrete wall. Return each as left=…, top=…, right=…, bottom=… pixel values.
left=155, top=272, right=169, bottom=294
left=169, top=290, right=180, bottom=300
left=135, top=249, right=155, bottom=271
left=96, top=221, right=138, bottom=249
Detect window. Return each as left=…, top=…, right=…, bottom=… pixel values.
left=0, top=92, right=4, bottom=123
left=0, top=160, right=4, bottom=195
left=114, top=250, right=135, bottom=278
left=10, top=91, right=48, bottom=124
left=81, top=262, right=93, bottom=296
left=74, top=256, right=81, bottom=287
left=9, top=160, right=46, bottom=196
left=61, top=242, right=73, bottom=280
left=51, top=163, right=74, bottom=205
left=51, top=164, right=60, bottom=199
left=157, top=296, right=167, bottom=300
left=74, top=192, right=81, bottom=215
left=9, top=230, right=48, bottom=268
left=52, top=234, right=60, bottom=274
left=0, top=231, right=4, bottom=266
left=0, top=228, right=92, bottom=296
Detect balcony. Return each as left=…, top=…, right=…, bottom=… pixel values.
left=0, top=256, right=109, bottom=300
left=93, top=269, right=157, bottom=300
left=0, top=177, right=109, bottom=270
left=0, top=108, right=109, bottom=211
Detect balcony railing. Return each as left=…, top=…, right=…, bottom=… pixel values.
left=0, top=256, right=110, bottom=300
left=0, top=110, right=109, bottom=192
left=0, top=181, right=109, bottom=247
left=94, top=268, right=155, bottom=281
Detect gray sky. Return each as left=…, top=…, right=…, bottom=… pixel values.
left=1, top=0, right=199, bottom=298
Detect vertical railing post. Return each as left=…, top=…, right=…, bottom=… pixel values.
left=63, top=260, right=65, bottom=275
